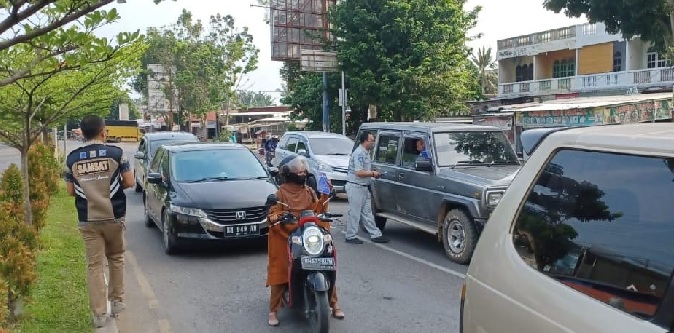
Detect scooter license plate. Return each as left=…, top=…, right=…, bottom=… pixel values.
left=300, top=256, right=335, bottom=270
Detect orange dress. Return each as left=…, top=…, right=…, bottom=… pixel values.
left=265, top=183, right=331, bottom=287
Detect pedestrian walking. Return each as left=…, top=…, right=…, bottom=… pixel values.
left=63, top=115, right=135, bottom=328
left=345, top=131, right=390, bottom=244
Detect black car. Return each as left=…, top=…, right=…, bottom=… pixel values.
left=133, top=131, right=199, bottom=193
left=143, top=142, right=278, bottom=254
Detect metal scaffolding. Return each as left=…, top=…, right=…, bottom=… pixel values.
left=270, top=0, right=335, bottom=61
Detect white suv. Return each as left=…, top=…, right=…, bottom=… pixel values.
left=462, top=123, right=674, bottom=333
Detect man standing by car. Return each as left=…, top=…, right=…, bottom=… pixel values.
left=63, top=115, right=135, bottom=328
left=345, top=131, right=390, bottom=244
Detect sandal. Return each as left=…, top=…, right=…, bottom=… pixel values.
left=332, top=308, right=345, bottom=319
left=268, top=312, right=279, bottom=326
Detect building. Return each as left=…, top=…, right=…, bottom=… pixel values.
left=497, top=22, right=673, bottom=100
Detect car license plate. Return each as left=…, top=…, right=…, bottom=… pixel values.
left=300, top=256, right=335, bottom=270
left=224, top=224, right=259, bottom=237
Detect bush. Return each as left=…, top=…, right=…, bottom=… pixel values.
left=0, top=164, right=39, bottom=324
left=27, top=142, right=60, bottom=232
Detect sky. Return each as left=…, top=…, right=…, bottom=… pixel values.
left=98, top=0, right=588, bottom=103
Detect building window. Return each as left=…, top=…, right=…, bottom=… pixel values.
left=647, top=47, right=670, bottom=68
left=515, top=63, right=534, bottom=82
left=553, top=59, right=575, bottom=78
left=512, top=149, right=674, bottom=328
left=612, top=52, right=622, bottom=72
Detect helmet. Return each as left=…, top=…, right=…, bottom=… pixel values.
left=278, top=155, right=309, bottom=185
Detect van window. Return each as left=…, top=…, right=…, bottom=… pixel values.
left=512, top=149, right=674, bottom=326
left=401, top=134, right=429, bottom=168
left=374, top=134, right=400, bottom=165
left=278, top=135, right=289, bottom=149
left=286, top=137, right=298, bottom=152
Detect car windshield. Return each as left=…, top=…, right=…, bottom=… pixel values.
left=149, top=138, right=196, bottom=158
left=433, top=131, right=519, bottom=167
left=309, top=137, right=354, bottom=155
left=171, top=149, right=268, bottom=182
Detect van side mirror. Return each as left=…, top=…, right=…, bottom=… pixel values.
left=147, top=172, right=162, bottom=184
left=134, top=151, right=146, bottom=160
left=415, top=158, right=433, bottom=172
left=297, top=149, right=308, bottom=157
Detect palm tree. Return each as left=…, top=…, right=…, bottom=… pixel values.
left=471, top=47, right=498, bottom=96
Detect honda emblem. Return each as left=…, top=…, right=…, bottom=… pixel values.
left=235, top=211, right=246, bottom=220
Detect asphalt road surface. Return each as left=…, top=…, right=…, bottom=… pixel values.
left=1, top=141, right=468, bottom=333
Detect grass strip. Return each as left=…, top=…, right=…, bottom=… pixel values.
left=13, top=184, right=92, bottom=333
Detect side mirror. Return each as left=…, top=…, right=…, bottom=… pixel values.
left=297, top=149, right=308, bottom=157
left=415, top=158, right=433, bottom=172
left=134, top=151, right=146, bottom=160
left=265, top=194, right=278, bottom=207
left=147, top=172, right=162, bottom=184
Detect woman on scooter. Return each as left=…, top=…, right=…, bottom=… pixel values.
left=266, top=155, right=345, bottom=326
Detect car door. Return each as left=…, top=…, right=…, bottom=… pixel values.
left=371, top=130, right=402, bottom=213
left=155, top=150, right=171, bottom=229
left=279, top=136, right=298, bottom=161
left=134, top=138, right=147, bottom=184
left=395, top=132, right=437, bottom=222
left=145, top=149, right=166, bottom=222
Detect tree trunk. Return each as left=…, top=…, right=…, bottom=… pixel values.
left=20, top=148, right=33, bottom=226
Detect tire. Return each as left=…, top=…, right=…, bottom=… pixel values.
left=135, top=181, right=142, bottom=193
left=441, top=209, right=477, bottom=265
left=309, top=291, right=330, bottom=333
left=162, top=209, right=179, bottom=255
left=143, top=197, right=154, bottom=228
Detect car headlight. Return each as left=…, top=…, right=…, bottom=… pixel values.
left=317, top=162, right=334, bottom=172
left=169, top=204, right=207, bottom=218
left=302, top=226, right=325, bottom=256
left=485, top=190, right=505, bottom=208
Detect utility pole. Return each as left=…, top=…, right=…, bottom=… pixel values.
left=339, top=71, right=347, bottom=135
left=322, top=72, right=330, bottom=132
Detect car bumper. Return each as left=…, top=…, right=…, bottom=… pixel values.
left=322, top=170, right=348, bottom=193
left=173, top=214, right=269, bottom=241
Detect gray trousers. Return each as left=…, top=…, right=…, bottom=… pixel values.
left=345, top=182, right=383, bottom=239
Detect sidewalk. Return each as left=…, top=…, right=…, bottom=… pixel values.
left=96, top=263, right=119, bottom=333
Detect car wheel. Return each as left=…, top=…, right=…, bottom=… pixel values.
left=441, top=209, right=476, bottom=265
left=143, top=197, right=154, bottom=228
left=162, top=209, right=179, bottom=255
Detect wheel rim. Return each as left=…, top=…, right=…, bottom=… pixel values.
left=163, top=211, right=170, bottom=249
left=446, top=219, right=466, bottom=254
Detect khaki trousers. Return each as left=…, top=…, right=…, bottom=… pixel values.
left=79, top=220, right=125, bottom=315
left=270, top=284, right=339, bottom=313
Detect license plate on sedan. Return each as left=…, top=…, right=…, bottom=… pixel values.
left=300, top=256, right=335, bottom=270
left=224, top=224, right=259, bottom=237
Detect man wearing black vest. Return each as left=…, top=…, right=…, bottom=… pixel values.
left=63, top=115, right=134, bottom=328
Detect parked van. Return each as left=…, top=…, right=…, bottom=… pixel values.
left=461, top=123, right=674, bottom=333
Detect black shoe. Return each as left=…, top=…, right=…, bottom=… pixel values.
left=345, top=237, right=363, bottom=244
left=371, top=236, right=390, bottom=243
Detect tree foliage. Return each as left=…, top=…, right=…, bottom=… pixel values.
left=330, top=0, right=481, bottom=122
left=132, top=10, right=259, bottom=131
left=543, top=0, right=674, bottom=52
left=471, top=46, right=498, bottom=96
left=0, top=0, right=169, bottom=88
left=237, top=90, right=275, bottom=108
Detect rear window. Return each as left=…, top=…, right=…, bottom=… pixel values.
left=513, top=149, right=674, bottom=325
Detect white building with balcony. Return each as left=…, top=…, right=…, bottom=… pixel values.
left=497, top=23, right=673, bottom=99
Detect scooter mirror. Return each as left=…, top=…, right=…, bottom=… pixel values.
left=265, top=194, right=278, bottom=207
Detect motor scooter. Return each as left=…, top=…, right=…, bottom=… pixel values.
left=265, top=194, right=342, bottom=333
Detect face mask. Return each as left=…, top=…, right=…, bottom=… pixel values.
left=285, top=172, right=306, bottom=185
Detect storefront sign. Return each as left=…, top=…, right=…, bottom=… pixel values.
left=516, top=108, right=604, bottom=128
left=607, top=99, right=672, bottom=124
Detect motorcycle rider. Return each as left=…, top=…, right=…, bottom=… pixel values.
left=266, top=155, right=345, bottom=326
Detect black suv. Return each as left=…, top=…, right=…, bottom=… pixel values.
left=355, top=122, right=521, bottom=264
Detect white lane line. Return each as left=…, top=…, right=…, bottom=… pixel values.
left=340, top=230, right=466, bottom=279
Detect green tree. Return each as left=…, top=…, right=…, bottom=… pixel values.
left=0, top=0, right=169, bottom=88
left=0, top=39, right=145, bottom=226
left=330, top=0, right=481, bottom=121
left=543, top=0, right=674, bottom=53
left=237, top=90, right=275, bottom=107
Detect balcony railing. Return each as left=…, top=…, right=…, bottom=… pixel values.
left=498, top=68, right=674, bottom=96
left=497, top=23, right=613, bottom=51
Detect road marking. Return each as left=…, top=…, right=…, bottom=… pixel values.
left=126, top=250, right=172, bottom=330
left=340, top=230, right=466, bottom=279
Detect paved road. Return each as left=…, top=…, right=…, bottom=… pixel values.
left=2, top=141, right=468, bottom=333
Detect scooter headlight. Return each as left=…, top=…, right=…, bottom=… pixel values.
left=302, top=226, right=324, bottom=256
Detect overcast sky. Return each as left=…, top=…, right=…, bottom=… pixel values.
left=99, top=0, right=587, bottom=103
